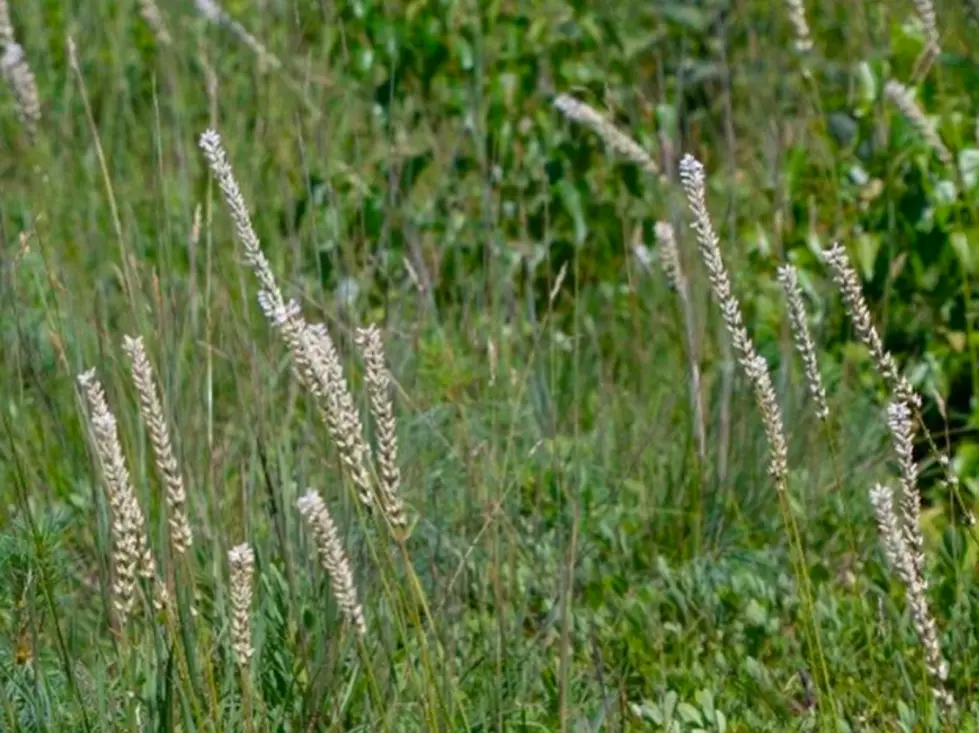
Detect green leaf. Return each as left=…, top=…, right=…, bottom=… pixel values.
left=716, top=710, right=728, bottom=733
left=857, top=61, right=877, bottom=106
left=629, top=701, right=663, bottom=723
left=677, top=702, right=704, bottom=725
left=959, top=149, right=979, bottom=188
left=855, top=233, right=881, bottom=281
left=950, top=231, right=974, bottom=274
left=556, top=180, right=588, bottom=246
left=745, top=598, right=768, bottom=627
left=659, top=4, right=710, bottom=31
left=695, top=689, right=715, bottom=718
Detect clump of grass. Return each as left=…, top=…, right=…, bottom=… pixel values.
left=199, top=129, right=412, bottom=532
left=11, top=2, right=979, bottom=726
left=679, top=152, right=839, bottom=717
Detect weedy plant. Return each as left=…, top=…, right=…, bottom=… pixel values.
left=557, top=79, right=967, bottom=727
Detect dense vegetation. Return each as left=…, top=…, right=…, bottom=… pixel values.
left=4, top=0, right=979, bottom=730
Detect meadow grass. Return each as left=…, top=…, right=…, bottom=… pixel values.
left=3, top=1, right=979, bottom=731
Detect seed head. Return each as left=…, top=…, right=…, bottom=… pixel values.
left=228, top=543, right=255, bottom=667
left=297, top=490, right=366, bottom=637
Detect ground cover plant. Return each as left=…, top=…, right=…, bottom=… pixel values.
left=5, top=0, right=979, bottom=730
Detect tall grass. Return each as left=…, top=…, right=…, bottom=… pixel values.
left=3, top=1, right=979, bottom=731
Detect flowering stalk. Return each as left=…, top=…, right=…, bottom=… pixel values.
left=678, top=155, right=788, bottom=488
left=200, top=129, right=377, bottom=512
left=0, top=0, right=40, bottom=138
left=887, top=402, right=926, bottom=580
left=193, top=0, right=281, bottom=71
left=784, top=0, right=813, bottom=53
left=869, top=483, right=952, bottom=711
left=123, top=336, right=193, bottom=555
left=679, top=153, right=838, bottom=713
left=78, top=369, right=156, bottom=624
left=553, top=94, right=660, bottom=177
left=137, top=0, right=172, bottom=47
left=297, top=490, right=366, bottom=637
left=823, top=243, right=920, bottom=408
left=356, top=324, right=407, bottom=530
left=776, top=265, right=829, bottom=421
left=228, top=543, right=255, bottom=668
left=884, top=81, right=950, bottom=167
left=911, top=0, right=940, bottom=57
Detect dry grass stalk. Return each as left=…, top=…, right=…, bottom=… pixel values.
left=887, top=401, right=926, bottom=580
left=872, top=399, right=953, bottom=712
left=356, top=324, right=407, bottom=530
left=784, top=0, right=813, bottom=53
left=822, top=243, right=920, bottom=408
left=297, top=490, right=367, bottom=637
left=193, top=0, right=282, bottom=72
left=654, top=221, right=707, bottom=464
left=123, top=336, right=193, bottom=555
left=869, top=484, right=906, bottom=571
left=0, top=0, right=9, bottom=44
left=911, top=0, right=940, bottom=57
left=199, top=129, right=377, bottom=512
left=884, top=81, right=950, bottom=167
left=137, top=0, right=172, bottom=47
left=654, top=221, right=684, bottom=293
left=301, top=322, right=376, bottom=509
left=190, top=204, right=202, bottom=248
left=868, top=483, right=952, bottom=711
left=154, top=580, right=171, bottom=614
left=227, top=544, right=255, bottom=667
left=0, top=0, right=40, bottom=138
left=678, top=154, right=788, bottom=488
left=553, top=94, right=659, bottom=177
left=776, top=265, right=829, bottom=421
left=78, top=369, right=156, bottom=623
left=631, top=230, right=653, bottom=273
left=198, top=130, right=284, bottom=307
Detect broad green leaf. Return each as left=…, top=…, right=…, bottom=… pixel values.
left=677, top=702, right=704, bottom=725
left=950, top=231, right=974, bottom=274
